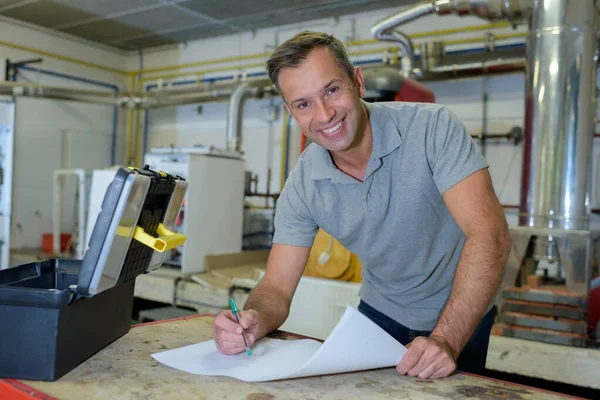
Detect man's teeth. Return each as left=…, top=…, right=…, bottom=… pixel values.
left=323, top=121, right=342, bottom=134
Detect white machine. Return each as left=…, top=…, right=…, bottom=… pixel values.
left=144, top=147, right=246, bottom=275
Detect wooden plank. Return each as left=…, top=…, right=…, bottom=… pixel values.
left=176, top=280, right=229, bottom=309
left=497, top=325, right=587, bottom=347
left=205, top=249, right=269, bottom=272
left=504, top=300, right=587, bottom=319
left=502, top=311, right=587, bottom=334
left=211, top=265, right=264, bottom=280
left=487, top=335, right=600, bottom=389
left=191, top=272, right=232, bottom=289
left=527, top=275, right=543, bottom=288
left=503, top=286, right=587, bottom=307
left=134, top=273, right=176, bottom=304
left=11, top=316, right=578, bottom=400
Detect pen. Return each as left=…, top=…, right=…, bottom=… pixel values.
left=229, top=297, right=252, bottom=356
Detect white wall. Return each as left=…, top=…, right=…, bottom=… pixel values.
left=0, top=17, right=129, bottom=250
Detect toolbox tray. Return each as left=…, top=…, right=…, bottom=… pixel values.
left=0, top=166, right=187, bottom=381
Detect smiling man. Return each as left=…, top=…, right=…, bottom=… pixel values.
left=211, top=31, right=511, bottom=379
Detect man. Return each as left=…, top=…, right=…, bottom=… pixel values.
left=212, top=31, right=511, bottom=379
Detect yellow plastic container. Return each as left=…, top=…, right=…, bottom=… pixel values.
left=304, top=229, right=362, bottom=282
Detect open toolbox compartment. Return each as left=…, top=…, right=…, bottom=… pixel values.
left=0, top=165, right=187, bottom=381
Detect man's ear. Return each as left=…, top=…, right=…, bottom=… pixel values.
left=354, top=66, right=366, bottom=98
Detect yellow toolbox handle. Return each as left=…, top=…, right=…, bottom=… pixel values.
left=132, top=223, right=186, bottom=252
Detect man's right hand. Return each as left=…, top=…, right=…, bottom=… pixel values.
left=212, top=309, right=261, bottom=355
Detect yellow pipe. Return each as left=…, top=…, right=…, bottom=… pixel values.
left=135, top=105, right=142, bottom=167
left=140, top=53, right=269, bottom=75
left=280, top=108, right=288, bottom=190
left=391, top=49, right=399, bottom=65
left=494, top=32, right=528, bottom=41
left=0, top=39, right=127, bottom=75
left=400, top=21, right=513, bottom=40
left=126, top=74, right=135, bottom=165
left=141, top=62, right=267, bottom=83
left=443, top=31, right=527, bottom=46
left=348, top=47, right=398, bottom=57
left=444, top=36, right=491, bottom=46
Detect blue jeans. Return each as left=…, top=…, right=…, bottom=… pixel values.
left=358, top=300, right=496, bottom=375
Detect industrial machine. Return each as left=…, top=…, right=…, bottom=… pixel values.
left=144, top=146, right=246, bottom=275
left=372, top=0, right=600, bottom=347
left=363, top=66, right=436, bottom=103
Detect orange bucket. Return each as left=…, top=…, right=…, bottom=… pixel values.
left=42, top=233, right=72, bottom=254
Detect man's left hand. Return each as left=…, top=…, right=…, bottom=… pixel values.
left=396, top=335, right=457, bottom=379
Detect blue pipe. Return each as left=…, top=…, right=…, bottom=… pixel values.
left=15, top=65, right=120, bottom=165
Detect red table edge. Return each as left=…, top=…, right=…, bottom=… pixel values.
left=0, top=313, right=587, bottom=400
left=0, top=379, right=57, bottom=400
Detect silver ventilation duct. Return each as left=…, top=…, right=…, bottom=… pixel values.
left=372, top=0, right=600, bottom=299
left=226, top=83, right=261, bottom=153
left=519, top=0, right=598, bottom=230
left=373, top=0, right=597, bottom=231
left=370, top=0, right=533, bottom=36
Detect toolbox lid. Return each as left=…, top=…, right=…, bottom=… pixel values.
left=77, top=166, right=187, bottom=297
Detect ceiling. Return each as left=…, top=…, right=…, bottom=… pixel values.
left=0, top=0, right=410, bottom=51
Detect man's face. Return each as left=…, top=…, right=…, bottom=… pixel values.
left=278, top=47, right=367, bottom=153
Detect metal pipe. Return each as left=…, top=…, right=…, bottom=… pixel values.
left=372, top=30, right=416, bottom=77
left=371, top=0, right=533, bottom=42
left=226, top=83, right=260, bottom=153
left=371, top=1, right=438, bottom=39
left=368, top=0, right=531, bottom=77
left=519, top=0, right=598, bottom=230
left=418, top=56, right=525, bottom=80
left=142, top=89, right=235, bottom=108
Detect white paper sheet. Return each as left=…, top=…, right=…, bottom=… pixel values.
left=152, top=305, right=407, bottom=382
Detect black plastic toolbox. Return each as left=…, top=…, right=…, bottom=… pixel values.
left=0, top=165, right=187, bottom=381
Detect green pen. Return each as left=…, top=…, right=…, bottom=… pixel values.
left=229, top=297, right=252, bottom=356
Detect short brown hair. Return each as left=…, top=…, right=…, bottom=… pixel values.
left=266, top=31, right=355, bottom=93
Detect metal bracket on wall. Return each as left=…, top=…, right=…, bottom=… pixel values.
left=4, top=58, right=43, bottom=82
left=471, top=126, right=523, bottom=146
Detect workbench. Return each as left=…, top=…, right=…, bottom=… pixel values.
left=0, top=314, right=581, bottom=399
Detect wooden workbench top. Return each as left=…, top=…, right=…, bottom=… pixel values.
left=1, top=315, right=579, bottom=400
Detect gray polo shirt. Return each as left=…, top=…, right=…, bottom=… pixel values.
left=273, top=100, right=489, bottom=330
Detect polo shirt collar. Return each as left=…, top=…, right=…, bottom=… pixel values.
left=310, top=100, right=403, bottom=181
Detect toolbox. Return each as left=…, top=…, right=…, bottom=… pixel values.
left=0, top=165, right=188, bottom=381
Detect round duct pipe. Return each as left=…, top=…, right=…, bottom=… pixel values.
left=519, top=0, right=598, bottom=230
left=226, top=83, right=260, bottom=153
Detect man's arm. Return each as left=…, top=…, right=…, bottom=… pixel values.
left=212, top=243, right=310, bottom=354
left=397, top=168, right=511, bottom=378
left=244, top=243, right=311, bottom=338
left=433, top=168, right=511, bottom=356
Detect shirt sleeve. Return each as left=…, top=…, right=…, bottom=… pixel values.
left=426, top=106, right=489, bottom=195
left=272, top=172, right=318, bottom=247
